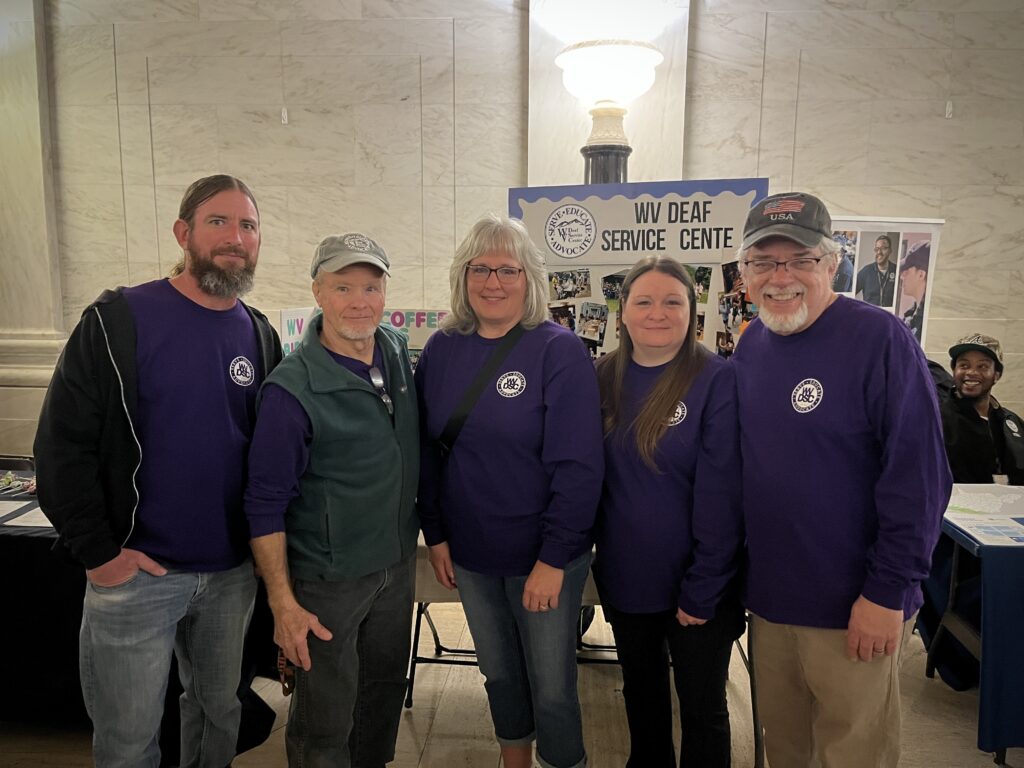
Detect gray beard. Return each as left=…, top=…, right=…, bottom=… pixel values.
left=190, top=254, right=255, bottom=299
left=758, top=301, right=808, bottom=335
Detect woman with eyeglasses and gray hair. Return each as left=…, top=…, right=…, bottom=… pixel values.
left=593, top=255, right=745, bottom=768
left=415, top=213, right=604, bottom=768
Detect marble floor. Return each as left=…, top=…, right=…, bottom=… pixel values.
left=3, top=604, right=1020, bottom=767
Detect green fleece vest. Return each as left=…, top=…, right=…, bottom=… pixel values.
left=264, top=315, right=419, bottom=580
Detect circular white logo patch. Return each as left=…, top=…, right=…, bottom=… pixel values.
left=496, top=371, right=527, bottom=398
left=1009, top=421, right=1020, bottom=436
left=229, top=356, right=255, bottom=387
left=545, top=204, right=596, bottom=260
left=667, top=401, right=687, bottom=427
left=791, top=378, right=823, bottom=413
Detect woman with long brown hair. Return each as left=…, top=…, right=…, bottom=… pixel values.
left=593, top=255, right=745, bottom=767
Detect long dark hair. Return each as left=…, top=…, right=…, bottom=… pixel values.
left=596, top=256, right=709, bottom=470
left=169, top=175, right=258, bottom=276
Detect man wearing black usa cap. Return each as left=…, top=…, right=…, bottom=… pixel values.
left=731, top=192, right=952, bottom=767
left=244, top=233, right=419, bottom=767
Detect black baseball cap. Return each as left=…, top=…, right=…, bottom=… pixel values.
left=741, top=192, right=833, bottom=250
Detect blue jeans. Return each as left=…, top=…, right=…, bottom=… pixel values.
left=454, top=551, right=591, bottom=768
left=286, top=553, right=415, bottom=768
left=79, top=559, right=257, bottom=768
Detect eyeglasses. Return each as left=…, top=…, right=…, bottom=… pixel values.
left=465, top=265, right=523, bottom=284
left=368, top=366, right=394, bottom=417
left=742, top=256, right=826, bottom=276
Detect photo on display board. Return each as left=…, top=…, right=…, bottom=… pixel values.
left=895, top=233, right=932, bottom=344
left=601, top=271, right=626, bottom=312
left=719, top=262, right=756, bottom=333
left=549, top=302, right=577, bottom=332
left=831, top=230, right=857, bottom=294
left=684, top=265, right=713, bottom=305
left=408, top=349, right=422, bottom=371
left=715, top=330, right=735, bottom=359
left=549, top=268, right=592, bottom=301
left=577, top=301, right=609, bottom=347
left=854, top=231, right=899, bottom=309
left=696, top=312, right=705, bottom=342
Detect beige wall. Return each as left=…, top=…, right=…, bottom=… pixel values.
left=2, top=0, right=1023, bottom=456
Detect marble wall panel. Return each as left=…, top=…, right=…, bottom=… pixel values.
left=1008, top=271, right=1024, bottom=320
left=923, top=318, right=1008, bottom=360
left=113, top=21, right=280, bottom=57
left=198, top=0, right=360, bottom=21
left=286, top=185, right=424, bottom=268
left=938, top=186, right=1024, bottom=272
left=218, top=106, right=356, bottom=187
left=422, top=185, right=456, bottom=265
left=249, top=184, right=290, bottom=266
left=0, top=417, right=38, bottom=457
left=127, top=261, right=162, bottom=284
left=682, top=99, right=761, bottom=180
left=47, top=24, right=115, bottom=106
left=422, top=104, right=454, bottom=186
left=0, top=386, right=45, bottom=420
left=47, top=0, right=197, bottom=26
left=995, top=353, right=1024, bottom=407
left=756, top=99, right=797, bottom=190
left=697, top=0, right=866, bottom=10
left=866, top=0, right=1021, bottom=11
left=60, top=259, right=129, bottom=329
left=765, top=9, right=954, bottom=49
left=354, top=103, right=422, bottom=186
left=283, top=55, right=420, bottom=104
left=454, top=16, right=523, bottom=105
left=362, top=0, right=517, bottom=18
left=149, top=105, right=220, bottom=186
left=928, top=266, right=1009, bottom=320
left=950, top=50, right=1024, bottom=101
left=687, top=12, right=766, bottom=101
left=147, top=56, right=284, bottom=105
left=454, top=186, right=512, bottom=242
left=1, top=1, right=36, bottom=23
left=55, top=182, right=127, bottom=264
left=810, top=185, right=943, bottom=217
left=154, top=183, right=189, bottom=271
left=1, top=20, right=39, bottom=105
left=792, top=98, right=871, bottom=186
left=1004, top=319, right=1024, bottom=353
left=420, top=55, right=454, bottom=106
left=244, top=262, right=316, bottom=313
left=387, top=263, right=426, bottom=307
left=864, top=101, right=1024, bottom=187
left=52, top=105, right=122, bottom=185
left=112, top=54, right=149, bottom=105
left=122, top=184, right=158, bottom=264
left=954, top=11, right=1024, bottom=49
left=454, top=103, right=524, bottom=186
left=422, top=263, right=452, bottom=308
left=797, top=48, right=950, bottom=102
left=280, top=19, right=453, bottom=57
left=117, top=105, right=154, bottom=186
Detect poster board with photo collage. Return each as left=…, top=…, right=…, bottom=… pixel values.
left=509, top=179, right=770, bottom=361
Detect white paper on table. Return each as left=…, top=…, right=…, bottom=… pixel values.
left=0, top=500, right=31, bottom=516
left=945, top=484, right=1024, bottom=517
left=2, top=505, right=53, bottom=527
left=943, top=513, right=1024, bottom=546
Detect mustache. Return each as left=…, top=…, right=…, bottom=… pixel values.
left=212, top=246, right=248, bottom=259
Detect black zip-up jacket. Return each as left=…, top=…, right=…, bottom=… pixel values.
left=33, top=287, right=282, bottom=569
left=928, top=360, right=1024, bottom=486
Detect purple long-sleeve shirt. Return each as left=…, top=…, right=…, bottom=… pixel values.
left=415, top=321, right=604, bottom=576
left=593, top=353, right=743, bottom=618
left=732, top=296, right=953, bottom=629
left=244, top=346, right=381, bottom=538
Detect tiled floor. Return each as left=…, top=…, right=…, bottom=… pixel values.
left=3, top=604, right=1021, bottom=767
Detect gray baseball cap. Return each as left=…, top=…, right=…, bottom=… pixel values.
left=949, top=333, right=1003, bottom=374
left=310, top=233, right=390, bottom=278
left=741, top=192, right=833, bottom=250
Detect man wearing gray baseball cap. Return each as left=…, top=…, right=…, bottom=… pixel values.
left=244, top=233, right=419, bottom=767
left=731, top=192, right=952, bottom=768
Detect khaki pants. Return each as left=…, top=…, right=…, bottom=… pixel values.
left=750, top=613, right=915, bottom=768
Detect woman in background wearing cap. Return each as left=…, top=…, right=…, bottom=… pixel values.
left=415, top=213, right=604, bottom=768
left=593, top=255, right=745, bottom=768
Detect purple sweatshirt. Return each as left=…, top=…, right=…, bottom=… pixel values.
left=122, top=279, right=261, bottom=571
left=244, top=346, right=382, bottom=538
left=593, top=353, right=743, bottom=618
left=732, top=296, right=952, bottom=629
left=415, top=321, right=604, bottom=576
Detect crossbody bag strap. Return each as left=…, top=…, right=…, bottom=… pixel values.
left=437, top=323, right=526, bottom=456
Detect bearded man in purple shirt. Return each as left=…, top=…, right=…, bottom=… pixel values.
left=35, top=175, right=282, bottom=768
left=731, top=192, right=952, bottom=768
